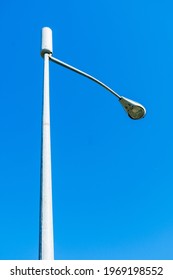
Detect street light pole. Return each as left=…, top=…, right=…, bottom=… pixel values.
left=39, top=28, right=54, bottom=260
left=39, top=27, right=146, bottom=260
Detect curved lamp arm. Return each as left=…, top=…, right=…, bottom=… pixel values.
left=49, top=55, right=121, bottom=99
left=49, top=55, right=146, bottom=120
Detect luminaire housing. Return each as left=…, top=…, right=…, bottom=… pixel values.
left=119, top=97, right=146, bottom=120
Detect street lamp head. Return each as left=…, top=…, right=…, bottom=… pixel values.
left=119, top=96, right=146, bottom=120
left=40, top=27, right=146, bottom=121
left=41, top=27, right=53, bottom=57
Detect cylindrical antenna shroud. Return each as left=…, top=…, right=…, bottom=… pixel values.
left=41, top=27, right=53, bottom=57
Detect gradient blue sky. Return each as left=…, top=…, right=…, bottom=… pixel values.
left=0, top=0, right=173, bottom=260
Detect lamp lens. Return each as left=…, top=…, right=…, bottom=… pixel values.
left=128, top=106, right=145, bottom=119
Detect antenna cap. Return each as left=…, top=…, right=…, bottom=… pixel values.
left=41, top=27, right=53, bottom=57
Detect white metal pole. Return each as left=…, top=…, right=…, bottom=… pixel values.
left=39, top=28, right=54, bottom=260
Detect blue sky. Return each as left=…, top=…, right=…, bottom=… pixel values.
left=0, top=0, right=173, bottom=260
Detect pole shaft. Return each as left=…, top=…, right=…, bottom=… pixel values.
left=39, top=53, right=54, bottom=260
